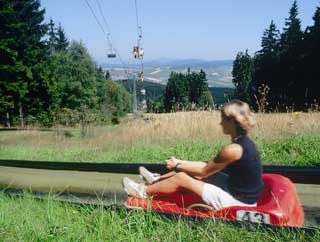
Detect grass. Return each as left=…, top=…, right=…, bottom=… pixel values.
left=1, top=111, right=320, bottom=166
left=0, top=111, right=320, bottom=240
left=0, top=193, right=319, bottom=242
left=0, top=133, right=319, bottom=166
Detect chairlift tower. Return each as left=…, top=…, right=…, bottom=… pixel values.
left=129, top=73, right=138, bottom=113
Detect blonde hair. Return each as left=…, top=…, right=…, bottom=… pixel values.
left=221, top=100, right=255, bottom=135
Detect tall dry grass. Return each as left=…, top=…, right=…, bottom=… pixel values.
left=2, top=111, right=319, bottom=150
left=94, top=111, right=320, bottom=146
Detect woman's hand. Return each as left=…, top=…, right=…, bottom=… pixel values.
left=165, top=156, right=179, bottom=170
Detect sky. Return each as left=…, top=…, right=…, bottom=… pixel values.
left=40, top=0, right=319, bottom=64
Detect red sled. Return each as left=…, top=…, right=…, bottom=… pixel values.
left=125, top=174, right=304, bottom=227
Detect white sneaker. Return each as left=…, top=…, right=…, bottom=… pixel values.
left=122, top=177, right=148, bottom=198
left=139, top=166, right=160, bottom=185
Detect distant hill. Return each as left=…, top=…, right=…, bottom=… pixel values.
left=103, top=59, right=234, bottom=88
left=116, top=79, right=234, bottom=106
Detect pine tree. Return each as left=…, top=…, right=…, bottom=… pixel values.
left=189, top=69, right=208, bottom=105
left=0, top=1, right=23, bottom=126
left=302, top=6, right=320, bottom=105
left=47, top=19, right=58, bottom=52
left=252, top=20, right=280, bottom=109
left=232, top=50, right=253, bottom=103
left=47, top=20, right=68, bottom=52
left=198, top=69, right=214, bottom=108
left=105, top=70, right=111, bottom=80
left=260, top=20, right=280, bottom=56
left=55, top=23, right=69, bottom=51
left=164, top=72, right=190, bottom=112
left=163, top=70, right=213, bottom=112
left=0, top=0, right=49, bottom=126
left=279, top=0, right=303, bottom=108
left=280, top=1, right=303, bottom=52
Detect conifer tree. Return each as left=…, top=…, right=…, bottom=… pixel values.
left=47, top=19, right=58, bottom=52
left=0, top=1, right=23, bottom=126
left=55, top=23, right=69, bottom=51
left=189, top=69, right=208, bottom=105
left=280, top=1, right=303, bottom=52
left=164, top=70, right=213, bottom=112
left=260, top=20, right=280, bottom=56
left=252, top=20, right=280, bottom=109
left=279, top=0, right=303, bottom=107
left=105, top=70, right=111, bottom=80
left=47, top=20, right=68, bottom=52
left=232, top=50, right=253, bottom=103
left=164, top=72, right=189, bottom=112
left=0, top=0, right=49, bottom=126
left=302, top=6, right=320, bottom=105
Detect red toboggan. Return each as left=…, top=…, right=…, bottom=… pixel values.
left=125, top=174, right=304, bottom=227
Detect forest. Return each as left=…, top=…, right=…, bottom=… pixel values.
left=232, top=1, right=320, bottom=111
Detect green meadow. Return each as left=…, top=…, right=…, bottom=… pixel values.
left=0, top=111, right=320, bottom=241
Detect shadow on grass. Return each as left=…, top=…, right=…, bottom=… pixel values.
left=0, top=128, right=54, bottom=132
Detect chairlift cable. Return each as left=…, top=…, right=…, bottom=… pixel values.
left=133, top=0, right=146, bottom=110
left=133, top=0, right=144, bottom=66
left=95, top=0, right=112, bottom=34
left=84, top=0, right=109, bottom=43
left=84, top=0, right=130, bottom=78
left=134, top=0, right=142, bottom=46
left=95, top=0, right=113, bottom=51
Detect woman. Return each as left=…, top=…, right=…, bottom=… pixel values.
left=122, top=100, right=263, bottom=209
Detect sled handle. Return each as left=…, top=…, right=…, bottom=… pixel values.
left=187, top=203, right=215, bottom=211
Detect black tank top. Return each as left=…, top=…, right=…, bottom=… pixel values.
left=225, top=135, right=263, bottom=204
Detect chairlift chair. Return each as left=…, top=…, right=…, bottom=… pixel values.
left=107, top=53, right=116, bottom=58
left=138, top=48, right=144, bottom=59
left=138, top=72, right=144, bottom=82
left=133, top=46, right=144, bottom=59
left=133, top=46, right=139, bottom=59
left=107, top=49, right=116, bottom=58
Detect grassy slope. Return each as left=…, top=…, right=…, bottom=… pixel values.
left=0, top=134, right=319, bottom=166
left=1, top=112, right=320, bottom=240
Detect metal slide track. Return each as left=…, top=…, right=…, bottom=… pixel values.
left=0, top=159, right=319, bottom=235
left=0, top=159, right=319, bottom=184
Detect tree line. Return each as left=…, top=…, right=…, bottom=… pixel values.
left=232, top=1, right=320, bottom=111
left=0, top=0, right=131, bottom=127
left=147, top=69, right=214, bottom=113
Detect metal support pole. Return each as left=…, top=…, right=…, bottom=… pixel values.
left=132, top=77, right=138, bottom=113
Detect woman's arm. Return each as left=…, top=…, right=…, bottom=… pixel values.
left=166, top=157, right=207, bottom=169
left=166, top=144, right=243, bottom=178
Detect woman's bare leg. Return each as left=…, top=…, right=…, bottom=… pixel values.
left=158, top=171, right=176, bottom=180
left=146, top=172, right=204, bottom=197
left=178, top=160, right=207, bottom=169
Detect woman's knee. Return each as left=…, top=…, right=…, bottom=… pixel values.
left=173, top=172, right=204, bottom=195
left=172, top=172, right=194, bottom=185
left=174, top=171, right=189, bottom=179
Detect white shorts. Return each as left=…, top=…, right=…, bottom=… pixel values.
left=202, top=183, right=257, bottom=210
